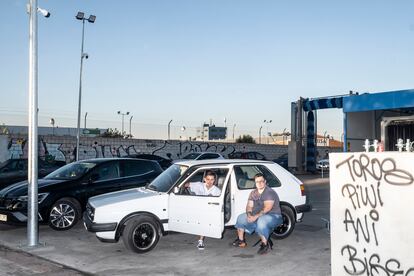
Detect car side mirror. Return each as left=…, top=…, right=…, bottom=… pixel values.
left=173, top=187, right=180, bottom=194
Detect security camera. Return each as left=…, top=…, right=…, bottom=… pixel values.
left=37, top=7, right=51, bottom=18
left=82, top=53, right=89, bottom=59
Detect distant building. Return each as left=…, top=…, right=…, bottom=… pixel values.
left=2, top=125, right=106, bottom=137
left=196, top=123, right=227, bottom=141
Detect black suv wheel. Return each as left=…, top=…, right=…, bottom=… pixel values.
left=48, top=198, right=82, bottom=231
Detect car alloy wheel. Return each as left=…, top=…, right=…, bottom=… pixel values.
left=48, top=198, right=81, bottom=231
left=132, top=222, right=157, bottom=251
left=272, top=205, right=296, bottom=239
left=122, top=215, right=161, bottom=253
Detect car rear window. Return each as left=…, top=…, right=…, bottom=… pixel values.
left=234, top=165, right=281, bottom=189
left=123, top=160, right=157, bottom=177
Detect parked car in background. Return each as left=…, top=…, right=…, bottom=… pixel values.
left=0, top=158, right=163, bottom=231
left=0, top=158, right=66, bottom=190
left=128, top=154, right=172, bottom=170
left=84, top=159, right=311, bottom=253
left=273, top=153, right=288, bottom=169
left=178, top=152, right=224, bottom=161
left=316, top=159, right=329, bottom=171
left=228, top=151, right=267, bottom=160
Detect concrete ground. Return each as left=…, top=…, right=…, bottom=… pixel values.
left=0, top=174, right=331, bottom=276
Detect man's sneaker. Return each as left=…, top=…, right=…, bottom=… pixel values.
left=197, top=240, right=205, bottom=250
left=257, top=242, right=270, bottom=255
left=232, top=238, right=247, bottom=248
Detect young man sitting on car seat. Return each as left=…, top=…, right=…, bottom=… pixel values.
left=233, top=173, right=282, bottom=255
left=184, top=170, right=221, bottom=250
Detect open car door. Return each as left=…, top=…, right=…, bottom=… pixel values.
left=168, top=166, right=230, bottom=238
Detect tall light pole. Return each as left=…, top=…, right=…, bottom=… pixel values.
left=168, top=119, right=173, bottom=140
left=264, top=119, right=272, bottom=144
left=84, top=112, right=88, bottom=129
left=27, top=0, right=50, bottom=247
left=75, top=11, right=96, bottom=161
left=117, top=111, right=130, bottom=135
left=259, top=126, right=263, bottom=144
left=50, top=118, right=55, bottom=135
left=129, top=115, right=133, bottom=138
left=232, top=123, right=236, bottom=141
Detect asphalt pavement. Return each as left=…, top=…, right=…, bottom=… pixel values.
left=0, top=174, right=331, bottom=276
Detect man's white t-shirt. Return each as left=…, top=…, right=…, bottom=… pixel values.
left=189, top=182, right=221, bottom=196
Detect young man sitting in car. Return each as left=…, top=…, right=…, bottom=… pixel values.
left=184, top=170, right=221, bottom=250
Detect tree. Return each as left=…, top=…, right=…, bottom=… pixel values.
left=100, top=128, right=132, bottom=139
left=236, top=135, right=256, bottom=144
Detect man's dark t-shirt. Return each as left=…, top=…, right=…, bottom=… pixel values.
left=248, top=186, right=281, bottom=215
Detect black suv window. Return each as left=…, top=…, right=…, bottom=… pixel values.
left=123, top=160, right=156, bottom=177
left=234, top=165, right=281, bottom=189
left=95, top=162, right=120, bottom=181
left=198, top=153, right=219, bottom=160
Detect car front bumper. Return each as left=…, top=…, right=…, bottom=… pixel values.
left=82, top=212, right=117, bottom=233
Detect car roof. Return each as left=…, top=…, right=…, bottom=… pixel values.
left=174, top=159, right=273, bottom=166
left=74, top=157, right=148, bottom=164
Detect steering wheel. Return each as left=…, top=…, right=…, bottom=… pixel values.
left=181, top=185, right=191, bottom=195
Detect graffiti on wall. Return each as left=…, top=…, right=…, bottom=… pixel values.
left=152, top=140, right=236, bottom=159
left=330, top=152, right=414, bottom=275
left=3, top=137, right=248, bottom=163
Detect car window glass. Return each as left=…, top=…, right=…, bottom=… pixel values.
left=183, top=168, right=228, bottom=196
left=182, top=153, right=201, bottom=160
left=45, top=162, right=97, bottom=180
left=234, top=165, right=281, bottom=189
left=256, top=153, right=265, bottom=160
left=95, top=162, right=120, bottom=181
left=123, top=160, right=154, bottom=177
left=197, top=153, right=219, bottom=160
left=17, top=160, right=27, bottom=170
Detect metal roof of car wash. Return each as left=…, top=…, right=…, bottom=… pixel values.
left=343, top=89, right=414, bottom=113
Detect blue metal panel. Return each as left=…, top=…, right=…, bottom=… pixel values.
left=343, top=89, right=414, bottom=112
left=303, top=97, right=343, bottom=111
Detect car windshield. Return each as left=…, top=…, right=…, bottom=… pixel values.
left=182, top=153, right=201, bottom=160
left=44, top=162, right=97, bottom=180
left=147, top=164, right=188, bottom=192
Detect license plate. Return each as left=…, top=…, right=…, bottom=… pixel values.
left=0, top=214, right=7, bottom=222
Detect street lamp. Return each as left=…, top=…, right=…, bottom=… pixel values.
left=117, top=111, right=130, bottom=135
left=27, top=0, right=51, bottom=247
left=75, top=11, right=96, bottom=161
left=129, top=115, right=133, bottom=138
left=84, top=112, right=88, bottom=129
left=181, top=126, right=186, bottom=140
left=259, top=126, right=263, bottom=144
left=168, top=119, right=173, bottom=140
left=264, top=119, right=272, bottom=144
left=50, top=118, right=55, bottom=135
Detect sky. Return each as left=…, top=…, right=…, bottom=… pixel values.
left=1, top=0, right=414, bottom=140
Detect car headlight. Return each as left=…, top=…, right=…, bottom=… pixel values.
left=17, top=193, right=49, bottom=204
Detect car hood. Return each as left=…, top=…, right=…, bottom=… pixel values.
left=0, top=178, right=66, bottom=198
left=88, top=187, right=161, bottom=209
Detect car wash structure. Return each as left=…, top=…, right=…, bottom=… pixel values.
left=289, top=89, right=414, bottom=172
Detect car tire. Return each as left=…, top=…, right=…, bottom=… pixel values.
left=122, top=216, right=160, bottom=254
left=48, top=198, right=82, bottom=231
left=271, top=205, right=296, bottom=240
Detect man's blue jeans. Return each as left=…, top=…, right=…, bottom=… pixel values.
left=235, top=213, right=283, bottom=239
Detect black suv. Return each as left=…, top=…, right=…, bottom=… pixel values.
left=228, top=151, right=267, bottom=160
left=0, top=159, right=66, bottom=190
left=0, top=158, right=162, bottom=230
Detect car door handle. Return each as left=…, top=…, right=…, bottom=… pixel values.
left=208, top=202, right=219, bottom=205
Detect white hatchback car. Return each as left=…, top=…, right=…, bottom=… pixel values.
left=83, top=160, right=311, bottom=253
